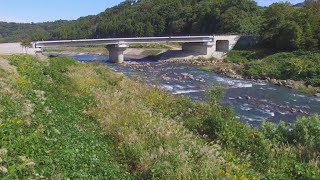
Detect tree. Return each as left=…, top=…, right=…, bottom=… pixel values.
left=20, top=39, right=33, bottom=54
left=275, top=21, right=303, bottom=50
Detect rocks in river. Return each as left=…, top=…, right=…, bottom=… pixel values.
left=290, top=108, right=298, bottom=113
left=245, top=95, right=251, bottom=100
left=162, top=75, right=171, bottom=81
left=315, top=93, right=320, bottom=97
left=270, top=79, right=278, bottom=84
left=181, top=73, right=195, bottom=80
left=265, top=78, right=296, bottom=89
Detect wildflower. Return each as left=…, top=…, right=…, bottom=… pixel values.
left=16, top=119, right=24, bottom=125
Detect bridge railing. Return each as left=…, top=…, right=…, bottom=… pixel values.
left=35, top=36, right=214, bottom=48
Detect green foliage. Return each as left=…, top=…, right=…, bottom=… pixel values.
left=1, top=55, right=320, bottom=178
left=292, top=115, right=320, bottom=152
left=20, top=40, right=32, bottom=48
left=261, top=1, right=320, bottom=51
left=231, top=50, right=320, bottom=87
left=1, top=0, right=320, bottom=52
left=20, top=39, right=33, bottom=54
left=0, top=0, right=263, bottom=41
left=143, top=83, right=320, bottom=178
left=1, top=55, right=128, bottom=178
left=225, top=49, right=276, bottom=63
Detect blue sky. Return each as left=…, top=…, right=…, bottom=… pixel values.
left=0, top=0, right=303, bottom=23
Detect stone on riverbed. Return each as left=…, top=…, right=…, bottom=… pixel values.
left=181, top=73, right=195, bottom=80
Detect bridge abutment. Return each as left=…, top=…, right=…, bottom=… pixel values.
left=106, top=44, right=128, bottom=63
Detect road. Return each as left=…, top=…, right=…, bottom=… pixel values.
left=0, top=43, right=37, bottom=54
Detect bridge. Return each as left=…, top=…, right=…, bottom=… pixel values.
left=35, top=35, right=241, bottom=63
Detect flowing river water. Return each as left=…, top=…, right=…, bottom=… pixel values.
left=59, top=54, right=320, bottom=127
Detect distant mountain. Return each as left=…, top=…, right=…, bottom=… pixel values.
left=293, top=2, right=304, bottom=7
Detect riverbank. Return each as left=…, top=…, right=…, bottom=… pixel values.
left=1, top=54, right=319, bottom=179
left=200, top=61, right=320, bottom=95
left=164, top=50, right=320, bottom=96
left=43, top=47, right=320, bottom=96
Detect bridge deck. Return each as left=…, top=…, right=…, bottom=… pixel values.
left=35, top=36, right=214, bottom=48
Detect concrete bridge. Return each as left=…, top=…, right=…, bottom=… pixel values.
left=35, top=35, right=241, bottom=63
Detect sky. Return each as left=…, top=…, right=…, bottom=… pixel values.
left=0, top=0, right=303, bottom=23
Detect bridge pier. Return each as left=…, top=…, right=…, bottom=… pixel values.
left=106, top=44, right=128, bottom=63
left=181, top=42, right=215, bottom=56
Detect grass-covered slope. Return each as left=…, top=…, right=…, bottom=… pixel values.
left=0, top=55, right=319, bottom=179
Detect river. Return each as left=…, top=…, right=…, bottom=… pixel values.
left=58, top=54, right=320, bottom=127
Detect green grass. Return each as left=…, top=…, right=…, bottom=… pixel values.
left=1, top=55, right=320, bottom=179
left=0, top=55, right=128, bottom=179
left=225, top=49, right=277, bottom=64
left=223, top=50, right=320, bottom=93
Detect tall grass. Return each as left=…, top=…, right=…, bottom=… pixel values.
left=1, top=55, right=319, bottom=179
left=68, top=63, right=252, bottom=179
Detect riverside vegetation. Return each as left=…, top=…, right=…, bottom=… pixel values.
left=0, top=55, right=320, bottom=179
left=201, top=50, right=320, bottom=94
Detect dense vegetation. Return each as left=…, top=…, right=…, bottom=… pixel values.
left=260, top=1, right=320, bottom=51
left=0, top=0, right=262, bottom=42
left=224, top=50, right=320, bottom=92
left=0, top=55, right=320, bottom=178
left=0, top=0, right=319, bottom=52
left=0, top=21, right=67, bottom=42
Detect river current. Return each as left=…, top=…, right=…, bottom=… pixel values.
left=59, top=54, right=320, bottom=127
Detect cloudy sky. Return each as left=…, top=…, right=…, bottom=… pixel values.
left=0, top=0, right=303, bottom=23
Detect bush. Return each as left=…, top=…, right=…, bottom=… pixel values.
left=291, top=115, right=320, bottom=152
left=225, top=49, right=276, bottom=64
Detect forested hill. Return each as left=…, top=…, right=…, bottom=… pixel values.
left=0, top=0, right=262, bottom=42
left=1, top=0, right=320, bottom=51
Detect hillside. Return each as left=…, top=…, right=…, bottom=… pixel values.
left=0, top=0, right=262, bottom=42
left=1, top=0, right=319, bottom=52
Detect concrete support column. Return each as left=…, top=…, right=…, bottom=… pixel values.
left=106, top=44, right=128, bottom=63
left=181, top=42, right=215, bottom=56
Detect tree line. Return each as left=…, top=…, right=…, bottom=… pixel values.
left=0, top=0, right=319, bottom=51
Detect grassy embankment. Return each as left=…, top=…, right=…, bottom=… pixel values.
left=0, top=55, right=319, bottom=179
left=202, top=50, right=320, bottom=94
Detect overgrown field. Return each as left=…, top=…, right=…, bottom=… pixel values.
left=0, top=55, right=319, bottom=179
